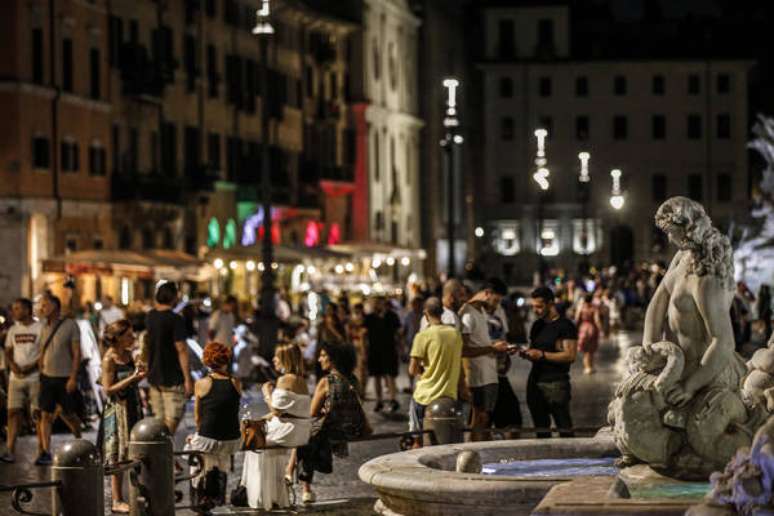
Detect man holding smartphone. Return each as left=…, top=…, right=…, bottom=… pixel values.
left=459, top=279, right=511, bottom=441
left=519, top=287, right=578, bottom=438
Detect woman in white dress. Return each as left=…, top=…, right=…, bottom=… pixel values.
left=241, top=342, right=311, bottom=510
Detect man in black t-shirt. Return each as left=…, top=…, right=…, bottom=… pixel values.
left=145, top=282, right=192, bottom=434
left=517, top=287, right=578, bottom=438
left=364, top=296, right=402, bottom=413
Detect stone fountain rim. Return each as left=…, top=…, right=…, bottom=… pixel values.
left=358, top=434, right=618, bottom=504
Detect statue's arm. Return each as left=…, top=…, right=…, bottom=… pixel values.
left=643, top=252, right=680, bottom=347
left=683, top=276, right=735, bottom=395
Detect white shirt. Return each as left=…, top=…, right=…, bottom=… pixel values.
left=420, top=306, right=461, bottom=332
left=5, top=320, right=43, bottom=381
left=209, top=310, right=236, bottom=346
left=459, top=304, right=497, bottom=388
left=99, top=305, right=125, bottom=336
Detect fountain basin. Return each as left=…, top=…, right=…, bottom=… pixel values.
left=358, top=432, right=620, bottom=516
left=359, top=430, right=716, bottom=515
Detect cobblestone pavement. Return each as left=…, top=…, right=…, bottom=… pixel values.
left=0, top=332, right=636, bottom=514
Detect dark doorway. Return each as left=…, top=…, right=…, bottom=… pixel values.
left=610, top=225, right=634, bottom=266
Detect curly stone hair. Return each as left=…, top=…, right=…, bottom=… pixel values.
left=655, top=196, right=734, bottom=289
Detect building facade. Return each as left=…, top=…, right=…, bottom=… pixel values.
left=347, top=0, right=422, bottom=250
left=476, top=3, right=751, bottom=283
left=0, top=0, right=358, bottom=305
left=0, top=0, right=113, bottom=302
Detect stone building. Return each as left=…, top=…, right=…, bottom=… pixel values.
left=476, top=2, right=752, bottom=283
left=0, top=0, right=113, bottom=302
left=341, top=0, right=423, bottom=249
left=0, top=0, right=358, bottom=305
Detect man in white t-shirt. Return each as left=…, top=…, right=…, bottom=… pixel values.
left=459, top=279, right=511, bottom=441
left=420, top=279, right=464, bottom=332
left=2, top=298, right=43, bottom=463
left=209, top=295, right=238, bottom=347
left=98, top=296, right=125, bottom=337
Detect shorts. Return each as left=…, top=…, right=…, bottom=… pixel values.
left=39, top=375, right=77, bottom=415
left=408, top=398, right=427, bottom=432
left=470, top=383, right=498, bottom=413
left=8, top=376, right=40, bottom=412
left=149, top=385, right=187, bottom=426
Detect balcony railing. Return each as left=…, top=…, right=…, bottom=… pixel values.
left=111, top=172, right=185, bottom=204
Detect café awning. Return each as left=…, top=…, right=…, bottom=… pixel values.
left=42, top=250, right=212, bottom=282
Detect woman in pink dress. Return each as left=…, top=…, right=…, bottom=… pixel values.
left=575, top=294, right=603, bottom=374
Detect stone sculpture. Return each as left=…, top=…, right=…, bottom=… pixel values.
left=608, top=197, right=770, bottom=479
left=735, top=114, right=774, bottom=293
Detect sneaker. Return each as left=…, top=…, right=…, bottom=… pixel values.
left=373, top=401, right=384, bottom=413
left=302, top=491, right=316, bottom=504
left=34, top=451, right=53, bottom=466
left=0, top=452, right=15, bottom=464
left=388, top=400, right=400, bottom=413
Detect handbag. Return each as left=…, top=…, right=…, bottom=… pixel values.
left=229, top=485, right=248, bottom=507
left=240, top=419, right=267, bottom=451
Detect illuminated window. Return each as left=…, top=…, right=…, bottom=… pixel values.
left=572, top=219, right=600, bottom=255
left=538, top=220, right=559, bottom=256
left=493, top=221, right=520, bottom=256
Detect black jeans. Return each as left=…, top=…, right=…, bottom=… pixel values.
left=526, top=377, right=574, bottom=438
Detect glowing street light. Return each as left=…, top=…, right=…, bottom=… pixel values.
left=533, top=167, right=550, bottom=191
left=252, top=0, right=274, bottom=34
left=534, top=128, right=548, bottom=168
left=474, top=226, right=485, bottom=238
left=578, top=152, right=590, bottom=183
left=442, top=78, right=460, bottom=128
left=610, top=169, right=625, bottom=210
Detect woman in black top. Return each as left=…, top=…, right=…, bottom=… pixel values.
left=187, top=342, right=242, bottom=508
left=100, top=319, right=146, bottom=514
left=297, top=341, right=371, bottom=503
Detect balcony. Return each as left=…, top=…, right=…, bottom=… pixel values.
left=111, top=172, right=185, bottom=204
left=185, top=164, right=220, bottom=192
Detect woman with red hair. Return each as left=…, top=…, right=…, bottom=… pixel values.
left=186, top=341, right=242, bottom=509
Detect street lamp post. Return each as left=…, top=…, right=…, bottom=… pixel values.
left=441, top=78, right=462, bottom=278
left=254, top=1, right=277, bottom=357
left=578, top=152, right=591, bottom=269
left=532, top=129, right=549, bottom=279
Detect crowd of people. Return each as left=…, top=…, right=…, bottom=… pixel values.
left=0, top=262, right=772, bottom=511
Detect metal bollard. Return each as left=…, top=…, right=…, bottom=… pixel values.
left=51, top=439, right=104, bottom=516
left=423, top=397, right=464, bottom=445
left=128, top=417, right=175, bottom=516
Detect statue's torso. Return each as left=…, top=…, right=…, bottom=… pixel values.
left=664, top=252, right=735, bottom=382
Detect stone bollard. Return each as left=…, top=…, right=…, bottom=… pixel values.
left=51, top=439, right=104, bottom=516
left=128, top=418, right=175, bottom=516
left=423, top=397, right=464, bottom=445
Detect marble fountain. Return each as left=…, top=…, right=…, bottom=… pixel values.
left=360, top=194, right=774, bottom=515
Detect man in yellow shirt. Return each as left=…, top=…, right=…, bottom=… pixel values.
left=408, top=297, right=463, bottom=447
